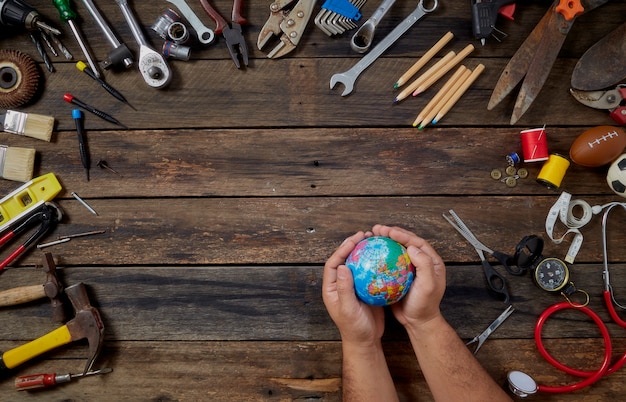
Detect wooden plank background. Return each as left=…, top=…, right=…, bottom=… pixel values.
left=1, top=0, right=626, bottom=400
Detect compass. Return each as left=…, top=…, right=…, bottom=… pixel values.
left=533, top=257, right=570, bottom=292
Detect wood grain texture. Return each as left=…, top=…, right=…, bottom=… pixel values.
left=1, top=0, right=625, bottom=400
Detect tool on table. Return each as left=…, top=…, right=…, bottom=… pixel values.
left=96, top=160, right=120, bottom=175
left=315, top=0, right=365, bottom=37
left=72, top=109, right=90, bottom=180
left=0, top=49, right=40, bottom=109
left=52, top=0, right=101, bottom=78
left=200, top=0, right=248, bottom=68
left=0, top=144, right=35, bottom=182
left=0, top=282, right=104, bottom=379
left=0, top=202, right=62, bottom=271
left=470, top=0, right=516, bottom=45
left=350, top=0, right=396, bottom=53
left=0, top=110, right=54, bottom=142
left=488, top=0, right=610, bottom=124
left=571, top=21, right=626, bottom=91
left=0, top=0, right=60, bottom=34
left=258, top=0, right=316, bottom=59
left=79, top=0, right=133, bottom=71
left=71, top=192, right=98, bottom=215
left=0, top=252, right=66, bottom=322
left=570, top=85, right=626, bottom=125
left=75, top=61, right=135, bottom=110
left=330, top=0, right=439, bottom=96
left=443, top=209, right=512, bottom=304
left=0, top=173, right=62, bottom=233
left=63, top=93, right=127, bottom=128
left=117, top=0, right=171, bottom=88
left=165, top=0, right=215, bottom=45
left=28, top=30, right=54, bottom=72
left=16, top=367, right=112, bottom=390
left=466, top=304, right=514, bottom=354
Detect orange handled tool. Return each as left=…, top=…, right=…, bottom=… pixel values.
left=15, top=367, right=112, bottom=390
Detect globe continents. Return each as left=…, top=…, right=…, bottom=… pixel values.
left=345, top=236, right=415, bottom=306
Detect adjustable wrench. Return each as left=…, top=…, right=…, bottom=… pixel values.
left=117, top=0, right=171, bottom=88
left=166, top=0, right=215, bottom=45
left=80, top=0, right=133, bottom=70
left=330, top=0, right=438, bottom=96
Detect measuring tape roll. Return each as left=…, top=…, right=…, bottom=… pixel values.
left=545, top=192, right=591, bottom=263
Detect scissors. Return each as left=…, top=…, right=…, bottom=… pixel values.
left=443, top=210, right=512, bottom=303
left=466, top=305, right=515, bottom=354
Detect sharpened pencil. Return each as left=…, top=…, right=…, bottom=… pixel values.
left=394, top=32, right=454, bottom=89
left=418, top=68, right=472, bottom=130
left=394, top=51, right=456, bottom=104
left=432, top=64, right=485, bottom=125
left=413, top=66, right=467, bottom=127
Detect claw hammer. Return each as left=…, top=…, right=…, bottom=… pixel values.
left=0, top=253, right=65, bottom=323
left=0, top=282, right=104, bottom=378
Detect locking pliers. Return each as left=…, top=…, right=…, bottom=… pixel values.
left=257, top=0, right=316, bottom=58
left=570, top=84, right=626, bottom=125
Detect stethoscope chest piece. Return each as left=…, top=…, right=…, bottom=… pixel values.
left=507, top=371, right=538, bottom=398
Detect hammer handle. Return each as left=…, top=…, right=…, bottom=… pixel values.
left=0, top=285, right=46, bottom=307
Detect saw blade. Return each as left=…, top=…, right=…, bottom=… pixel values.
left=572, top=21, right=626, bottom=91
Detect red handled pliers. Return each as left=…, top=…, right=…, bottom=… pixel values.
left=199, top=0, right=248, bottom=68
left=0, top=202, right=63, bottom=272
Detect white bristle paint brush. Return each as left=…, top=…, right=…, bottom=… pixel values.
left=0, top=145, right=36, bottom=182
left=0, top=110, right=54, bottom=142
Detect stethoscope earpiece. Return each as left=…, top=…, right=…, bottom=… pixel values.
left=507, top=371, right=538, bottom=398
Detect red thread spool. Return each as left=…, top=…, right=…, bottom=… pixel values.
left=521, top=127, right=549, bottom=162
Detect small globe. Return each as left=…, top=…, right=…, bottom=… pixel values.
left=345, top=236, right=415, bottom=306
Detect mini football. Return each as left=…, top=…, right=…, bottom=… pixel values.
left=569, top=126, right=626, bottom=167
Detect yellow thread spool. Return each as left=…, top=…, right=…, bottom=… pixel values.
left=537, top=154, right=570, bottom=189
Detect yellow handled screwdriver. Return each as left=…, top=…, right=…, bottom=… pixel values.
left=51, top=0, right=101, bottom=77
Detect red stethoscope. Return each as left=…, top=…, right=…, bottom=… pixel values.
left=508, top=203, right=626, bottom=397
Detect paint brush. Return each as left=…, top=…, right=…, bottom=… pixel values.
left=0, top=110, right=55, bottom=141
left=0, top=145, right=36, bottom=182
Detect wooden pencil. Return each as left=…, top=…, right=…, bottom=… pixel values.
left=412, top=65, right=467, bottom=127
left=0, top=110, right=54, bottom=141
left=412, top=44, right=475, bottom=96
left=0, top=145, right=36, bottom=182
left=432, top=64, right=486, bottom=125
left=394, top=31, right=454, bottom=89
left=393, top=51, right=456, bottom=104
left=417, top=68, right=472, bottom=130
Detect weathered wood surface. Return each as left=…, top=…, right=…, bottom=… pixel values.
left=1, top=0, right=626, bottom=400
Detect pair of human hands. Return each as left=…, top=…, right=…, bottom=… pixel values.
left=322, top=224, right=446, bottom=346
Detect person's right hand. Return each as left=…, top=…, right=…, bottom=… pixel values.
left=371, top=225, right=446, bottom=328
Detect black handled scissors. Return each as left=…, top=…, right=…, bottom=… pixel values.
left=443, top=210, right=512, bottom=304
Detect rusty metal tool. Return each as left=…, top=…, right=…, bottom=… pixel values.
left=330, top=0, right=438, bottom=96
left=15, top=367, right=112, bottom=390
left=0, top=282, right=104, bottom=379
left=0, top=252, right=66, bottom=322
left=258, top=0, right=316, bottom=58
left=571, top=21, right=626, bottom=91
left=570, top=85, right=626, bottom=125
left=487, top=0, right=610, bottom=124
left=200, top=0, right=248, bottom=68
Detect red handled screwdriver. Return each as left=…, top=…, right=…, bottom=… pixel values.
left=15, top=367, right=112, bottom=390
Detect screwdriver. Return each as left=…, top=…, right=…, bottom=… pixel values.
left=64, top=93, right=127, bottom=128
left=15, top=367, right=113, bottom=390
left=72, top=109, right=90, bottom=180
left=75, top=61, right=136, bottom=110
left=0, top=0, right=61, bottom=35
left=51, top=0, right=101, bottom=77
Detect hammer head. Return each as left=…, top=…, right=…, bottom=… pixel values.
left=42, top=252, right=66, bottom=323
left=65, top=282, right=105, bottom=375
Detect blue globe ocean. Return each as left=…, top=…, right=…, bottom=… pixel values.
left=346, top=236, right=415, bottom=306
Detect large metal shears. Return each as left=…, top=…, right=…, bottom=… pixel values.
left=443, top=210, right=513, bottom=304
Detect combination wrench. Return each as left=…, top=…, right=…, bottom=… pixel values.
left=350, top=0, right=397, bottom=53
left=165, top=0, right=215, bottom=45
left=116, top=0, right=172, bottom=88
left=330, top=0, right=438, bottom=96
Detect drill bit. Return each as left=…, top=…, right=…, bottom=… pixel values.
left=28, top=31, right=54, bottom=72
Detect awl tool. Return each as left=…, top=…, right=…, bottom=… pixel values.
left=16, top=367, right=112, bottom=390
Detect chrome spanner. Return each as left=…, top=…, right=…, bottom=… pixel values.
left=330, top=0, right=438, bottom=96
left=165, top=0, right=215, bottom=45
left=351, top=0, right=397, bottom=53
left=117, top=0, right=172, bottom=88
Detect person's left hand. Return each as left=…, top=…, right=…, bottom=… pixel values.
left=322, top=230, right=386, bottom=346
